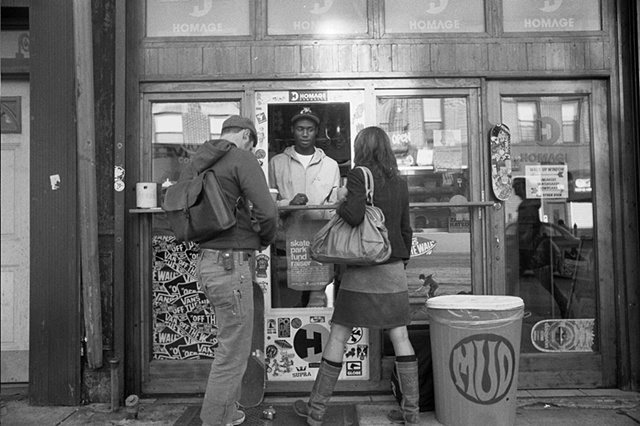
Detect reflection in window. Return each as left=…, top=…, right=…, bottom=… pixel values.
left=209, top=115, right=228, bottom=140
left=267, top=0, right=368, bottom=35
left=562, top=101, right=580, bottom=144
left=504, top=98, right=590, bottom=147
left=154, top=113, right=183, bottom=144
left=376, top=95, right=473, bottom=306
left=502, top=95, right=597, bottom=353
left=150, top=101, right=242, bottom=360
left=151, top=101, right=240, bottom=184
left=377, top=97, right=468, bottom=169
left=516, top=102, right=539, bottom=142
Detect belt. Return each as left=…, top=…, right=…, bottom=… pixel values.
left=201, top=249, right=249, bottom=264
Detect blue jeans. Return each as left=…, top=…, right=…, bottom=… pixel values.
left=198, top=249, right=254, bottom=426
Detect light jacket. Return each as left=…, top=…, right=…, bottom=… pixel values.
left=268, top=146, right=341, bottom=207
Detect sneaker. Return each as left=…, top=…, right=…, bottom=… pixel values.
left=224, top=409, right=245, bottom=426
left=386, top=408, right=404, bottom=424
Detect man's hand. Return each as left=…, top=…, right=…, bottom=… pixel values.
left=290, top=193, right=308, bottom=206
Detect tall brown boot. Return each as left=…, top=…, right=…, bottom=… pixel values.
left=293, top=359, right=342, bottom=426
left=387, top=360, right=420, bottom=425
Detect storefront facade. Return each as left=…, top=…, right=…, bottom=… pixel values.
left=124, top=0, right=638, bottom=396
left=2, top=0, right=639, bottom=405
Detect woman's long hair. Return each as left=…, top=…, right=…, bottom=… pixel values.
left=353, top=126, right=398, bottom=179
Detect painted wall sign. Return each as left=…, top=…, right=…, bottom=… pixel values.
left=449, top=333, right=516, bottom=404
left=384, top=0, right=485, bottom=33
left=503, top=0, right=601, bottom=32
left=525, top=164, right=569, bottom=199
left=146, top=0, right=251, bottom=37
left=267, top=0, right=368, bottom=35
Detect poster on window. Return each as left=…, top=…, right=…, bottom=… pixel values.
left=503, top=0, right=601, bottom=32
left=267, top=0, right=368, bottom=35
left=146, top=0, right=251, bottom=37
left=384, top=0, right=485, bottom=33
left=266, top=313, right=369, bottom=381
left=152, top=236, right=218, bottom=360
left=433, top=129, right=465, bottom=170
left=525, top=164, right=569, bottom=199
left=285, top=216, right=333, bottom=291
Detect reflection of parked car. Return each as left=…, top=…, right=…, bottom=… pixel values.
left=538, top=223, right=581, bottom=251
left=506, top=222, right=583, bottom=277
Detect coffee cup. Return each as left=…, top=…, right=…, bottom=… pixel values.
left=269, top=188, right=279, bottom=202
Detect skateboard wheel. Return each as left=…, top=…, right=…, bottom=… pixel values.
left=263, top=405, right=276, bottom=419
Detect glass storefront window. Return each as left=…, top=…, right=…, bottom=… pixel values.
left=503, top=0, right=601, bottom=33
left=267, top=102, right=352, bottom=310
left=377, top=97, right=469, bottom=170
left=383, top=0, right=485, bottom=34
left=146, top=0, right=252, bottom=38
left=0, top=30, right=30, bottom=59
left=501, top=95, right=597, bottom=354
left=267, top=0, right=368, bottom=36
left=152, top=101, right=240, bottom=184
left=150, top=100, right=240, bottom=360
left=376, top=95, right=473, bottom=318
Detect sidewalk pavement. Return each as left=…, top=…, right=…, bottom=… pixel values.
left=1, top=386, right=639, bottom=426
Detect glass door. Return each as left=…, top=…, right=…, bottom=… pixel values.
left=255, top=90, right=375, bottom=386
left=140, top=92, right=249, bottom=393
left=373, top=88, right=489, bottom=322
left=488, top=80, right=615, bottom=388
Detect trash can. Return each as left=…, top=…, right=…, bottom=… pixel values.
left=427, top=295, right=524, bottom=426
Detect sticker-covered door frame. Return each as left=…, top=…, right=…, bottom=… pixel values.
left=255, top=89, right=370, bottom=382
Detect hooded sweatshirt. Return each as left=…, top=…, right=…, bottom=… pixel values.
left=179, top=139, right=278, bottom=251
left=268, top=146, right=340, bottom=220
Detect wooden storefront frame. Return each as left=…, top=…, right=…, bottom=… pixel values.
left=132, top=79, right=489, bottom=395
left=486, top=79, right=616, bottom=388
left=118, top=0, right=638, bottom=397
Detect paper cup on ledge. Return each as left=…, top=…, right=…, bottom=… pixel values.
left=136, top=182, right=157, bottom=208
left=269, top=188, right=279, bottom=202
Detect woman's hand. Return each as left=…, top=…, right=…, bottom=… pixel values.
left=336, top=187, right=348, bottom=202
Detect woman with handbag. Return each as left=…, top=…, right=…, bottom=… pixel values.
left=294, top=126, right=418, bottom=426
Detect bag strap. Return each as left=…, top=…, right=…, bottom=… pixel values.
left=203, top=168, right=244, bottom=213
left=356, top=166, right=375, bottom=206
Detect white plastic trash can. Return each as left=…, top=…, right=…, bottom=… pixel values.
left=427, top=295, right=524, bottom=426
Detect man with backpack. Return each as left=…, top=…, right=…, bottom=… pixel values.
left=179, top=115, right=278, bottom=426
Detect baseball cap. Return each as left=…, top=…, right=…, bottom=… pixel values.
left=291, top=107, right=320, bottom=125
left=221, top=115, right=257, bottom=139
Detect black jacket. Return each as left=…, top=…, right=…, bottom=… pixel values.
left=337, top=167, right=412, bottom=262
left=179, top=139, right=278, bottom=250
